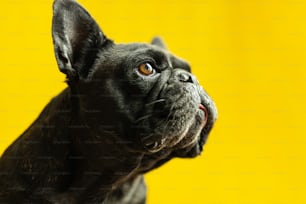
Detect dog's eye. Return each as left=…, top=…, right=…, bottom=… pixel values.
left=138, top=63, right=155, bottom=76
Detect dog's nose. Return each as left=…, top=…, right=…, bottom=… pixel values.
left=175, top=69, right=195, bottom=83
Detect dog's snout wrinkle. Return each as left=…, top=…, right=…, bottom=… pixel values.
left=176, top=70, right=195, bottom=83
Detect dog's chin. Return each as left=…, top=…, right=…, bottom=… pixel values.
left=141, top=107, right=207, bottom=153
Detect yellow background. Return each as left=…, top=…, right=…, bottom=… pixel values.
left=1, top=0, right=306, bottom=203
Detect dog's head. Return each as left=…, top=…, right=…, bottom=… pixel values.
left=52, top=0, right=217, bottom=156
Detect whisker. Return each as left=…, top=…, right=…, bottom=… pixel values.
left=145, top=99, right=166, bottom=107
left=135, top=114, right=153, bottom=124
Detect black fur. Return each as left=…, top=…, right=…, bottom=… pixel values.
left=0, top=0, right=217, bottom=203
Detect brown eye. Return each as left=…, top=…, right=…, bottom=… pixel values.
left=138, top=63, right=155, bottom=76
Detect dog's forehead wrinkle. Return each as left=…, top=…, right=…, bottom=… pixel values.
left=112, top=43, right=190, bottom=72
left=170, top=55, right=191, bottom=72
left=113, top=43, right=170, bottom=63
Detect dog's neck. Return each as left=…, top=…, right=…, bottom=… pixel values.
left=5, top=85, right=173, bottom=202
left=29, top=87, right=145, bottom=197
left=37, top=85, right=139, bottom=154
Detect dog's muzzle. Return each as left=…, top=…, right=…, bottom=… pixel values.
left=134, top=68, right=215, bottom=153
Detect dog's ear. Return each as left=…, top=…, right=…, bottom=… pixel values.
left=52, top=0, right=110, bottom=80
left=151, top=37, right=167, bottom=50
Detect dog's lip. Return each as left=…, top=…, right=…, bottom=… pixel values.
left=199, top=104, right=208, bottom=128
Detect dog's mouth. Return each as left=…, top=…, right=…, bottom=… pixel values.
left=141, top=102, right=209, bottom=153
left=135, top=84, right=212, bottom=153
left=199, top=104, right=208, bottom=128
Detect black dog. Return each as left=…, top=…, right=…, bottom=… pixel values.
left=0, top=0, right=217, bottom=203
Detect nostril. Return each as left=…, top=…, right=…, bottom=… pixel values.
left=178, top=72, right=193, bottom=83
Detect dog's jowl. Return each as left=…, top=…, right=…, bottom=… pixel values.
left=0, top=0, right=217, bottom=203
